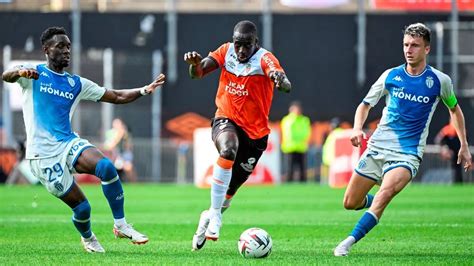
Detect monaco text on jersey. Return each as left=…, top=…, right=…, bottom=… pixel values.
left=392, top=88, right=430, bottom=103
left=40, top=82, right=75, bottom=100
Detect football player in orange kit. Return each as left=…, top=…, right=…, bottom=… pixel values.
left=184, top=20, right=291, bottom=251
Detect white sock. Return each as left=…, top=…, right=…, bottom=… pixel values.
left=114, top=217, right=127, bottom=227
left=344, top=236, right=356, bottom=246
left=210, top=164, right=232, bottom=213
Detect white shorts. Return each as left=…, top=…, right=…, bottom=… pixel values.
left=355, top=146, right=421, bottom=184
left=29, top=138, right=95, bottom=197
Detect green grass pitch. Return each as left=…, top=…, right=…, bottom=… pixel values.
left=0, top=184, right=473, bottom=265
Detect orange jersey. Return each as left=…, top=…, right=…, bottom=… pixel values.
left=209, top=42, right=285, bottom=139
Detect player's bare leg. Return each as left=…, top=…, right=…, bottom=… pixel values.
left=369, top=167, right=411, bottom=218
left=334, top=168, right=411, bottom=256
left=342, top=172, right=377, bottom=210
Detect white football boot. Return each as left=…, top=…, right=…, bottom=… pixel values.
left=205, top=210, right=222, bottom=241
left=334, top=236, right=356, bottom=256
left=113, top=223, right=149, bottom=244
left=192, top=210, right=211, bottom=251
left=81, top=233, right=105, bottom=253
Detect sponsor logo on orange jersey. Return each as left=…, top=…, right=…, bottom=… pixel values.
left=262, top=54, right=277, bottom=72
left=225, top=81, right=248, bottom=96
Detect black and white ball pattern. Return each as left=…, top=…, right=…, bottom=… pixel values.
left=238, top=228, right=272, bottom=258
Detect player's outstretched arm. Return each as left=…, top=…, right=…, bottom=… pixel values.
left=269, top=71, right=291, bottom=93
left=350, top=102, right=371, bottom=147
left=100, top=73, right=165, bottom=104
left=184, top=51, right=218, bottom=79
left=2, top=66, right=39, bottom=83
left=449, top=104, right=472, bottom=171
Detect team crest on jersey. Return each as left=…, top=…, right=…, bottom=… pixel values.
left=244, top=63, right=252, bottom=74
left=227, top=61, right=236, bottom=69
left=358, top=159, right=367, bottom=169
left=425, top=76, right=434, bottom=88
left=67, top=77, right=75, bottom=87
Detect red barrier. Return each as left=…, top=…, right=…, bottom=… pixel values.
left=328, top=130, right=367, bottom=188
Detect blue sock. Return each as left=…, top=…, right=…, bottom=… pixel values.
left=350, top=211, right=378, bottom=242
left=72, top=200, right=92, bottom=238
left=95, top=158, right=125, bottom=219
left=365, top=194, right=374, bottom=208
left=355, top=194, right=374, bottom=210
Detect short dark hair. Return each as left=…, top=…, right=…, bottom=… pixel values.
left=40, top=26, right=67, bottom=46
left=404, top=23, right=431, bottom=45
left=234, top=20, right=257, bottom=36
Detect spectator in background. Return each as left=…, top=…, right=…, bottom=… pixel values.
left=435, top=119, right=463, bottom=183
left=280, top=101, right=311, bottom=182
left=104, top=118, right=137, bottom=183
left=321, top=117, right=344, bottom=181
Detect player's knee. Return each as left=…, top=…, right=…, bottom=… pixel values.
left=343, top=196, right=359, bottom=210
left=219, top=147, right=237, bottom=161
left=95, top=158, right=118, bottom=182
left=72, top=200, right=91, bottom=219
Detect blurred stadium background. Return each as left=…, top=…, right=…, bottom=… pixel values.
left=0, top=0, right=473, bottom=184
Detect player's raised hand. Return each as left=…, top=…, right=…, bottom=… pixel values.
left=142, top=73, right=166, bottom=95
left=18, top=68, right=39, bottom=80
left=350, top=129, right=366, bottom=147
left=269, top=71, right=291, bottom=93
left=457, top=146, right=472, bottom=172
left=184, top=51, right=203, bottom=66
left=269, top=71, right=284, bottom=87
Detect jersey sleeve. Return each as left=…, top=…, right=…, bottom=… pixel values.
left=78, top=77, right=106, bottom=102
left=17, top=77, right=32, bottom=89
left=260, top=52, right=284, bottom=76
left=15, top=63, right=36, bottom=89
left=208, top=43, right=230, bottom=67
left=362, top=69, right=391, bottom=107
left=439, top=75, right=458, bottom=109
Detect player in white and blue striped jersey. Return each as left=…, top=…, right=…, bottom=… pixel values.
left=334, top=23, right=472, bottom=256
left=2, top=26, right=165, bottom=253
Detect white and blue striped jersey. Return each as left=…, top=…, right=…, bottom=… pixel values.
left=17, top=64, right=106, bottom=159
left=363, top=64, right=457, bottom=160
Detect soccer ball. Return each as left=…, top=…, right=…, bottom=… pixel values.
left=237, top=227, right=272, bottom=258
